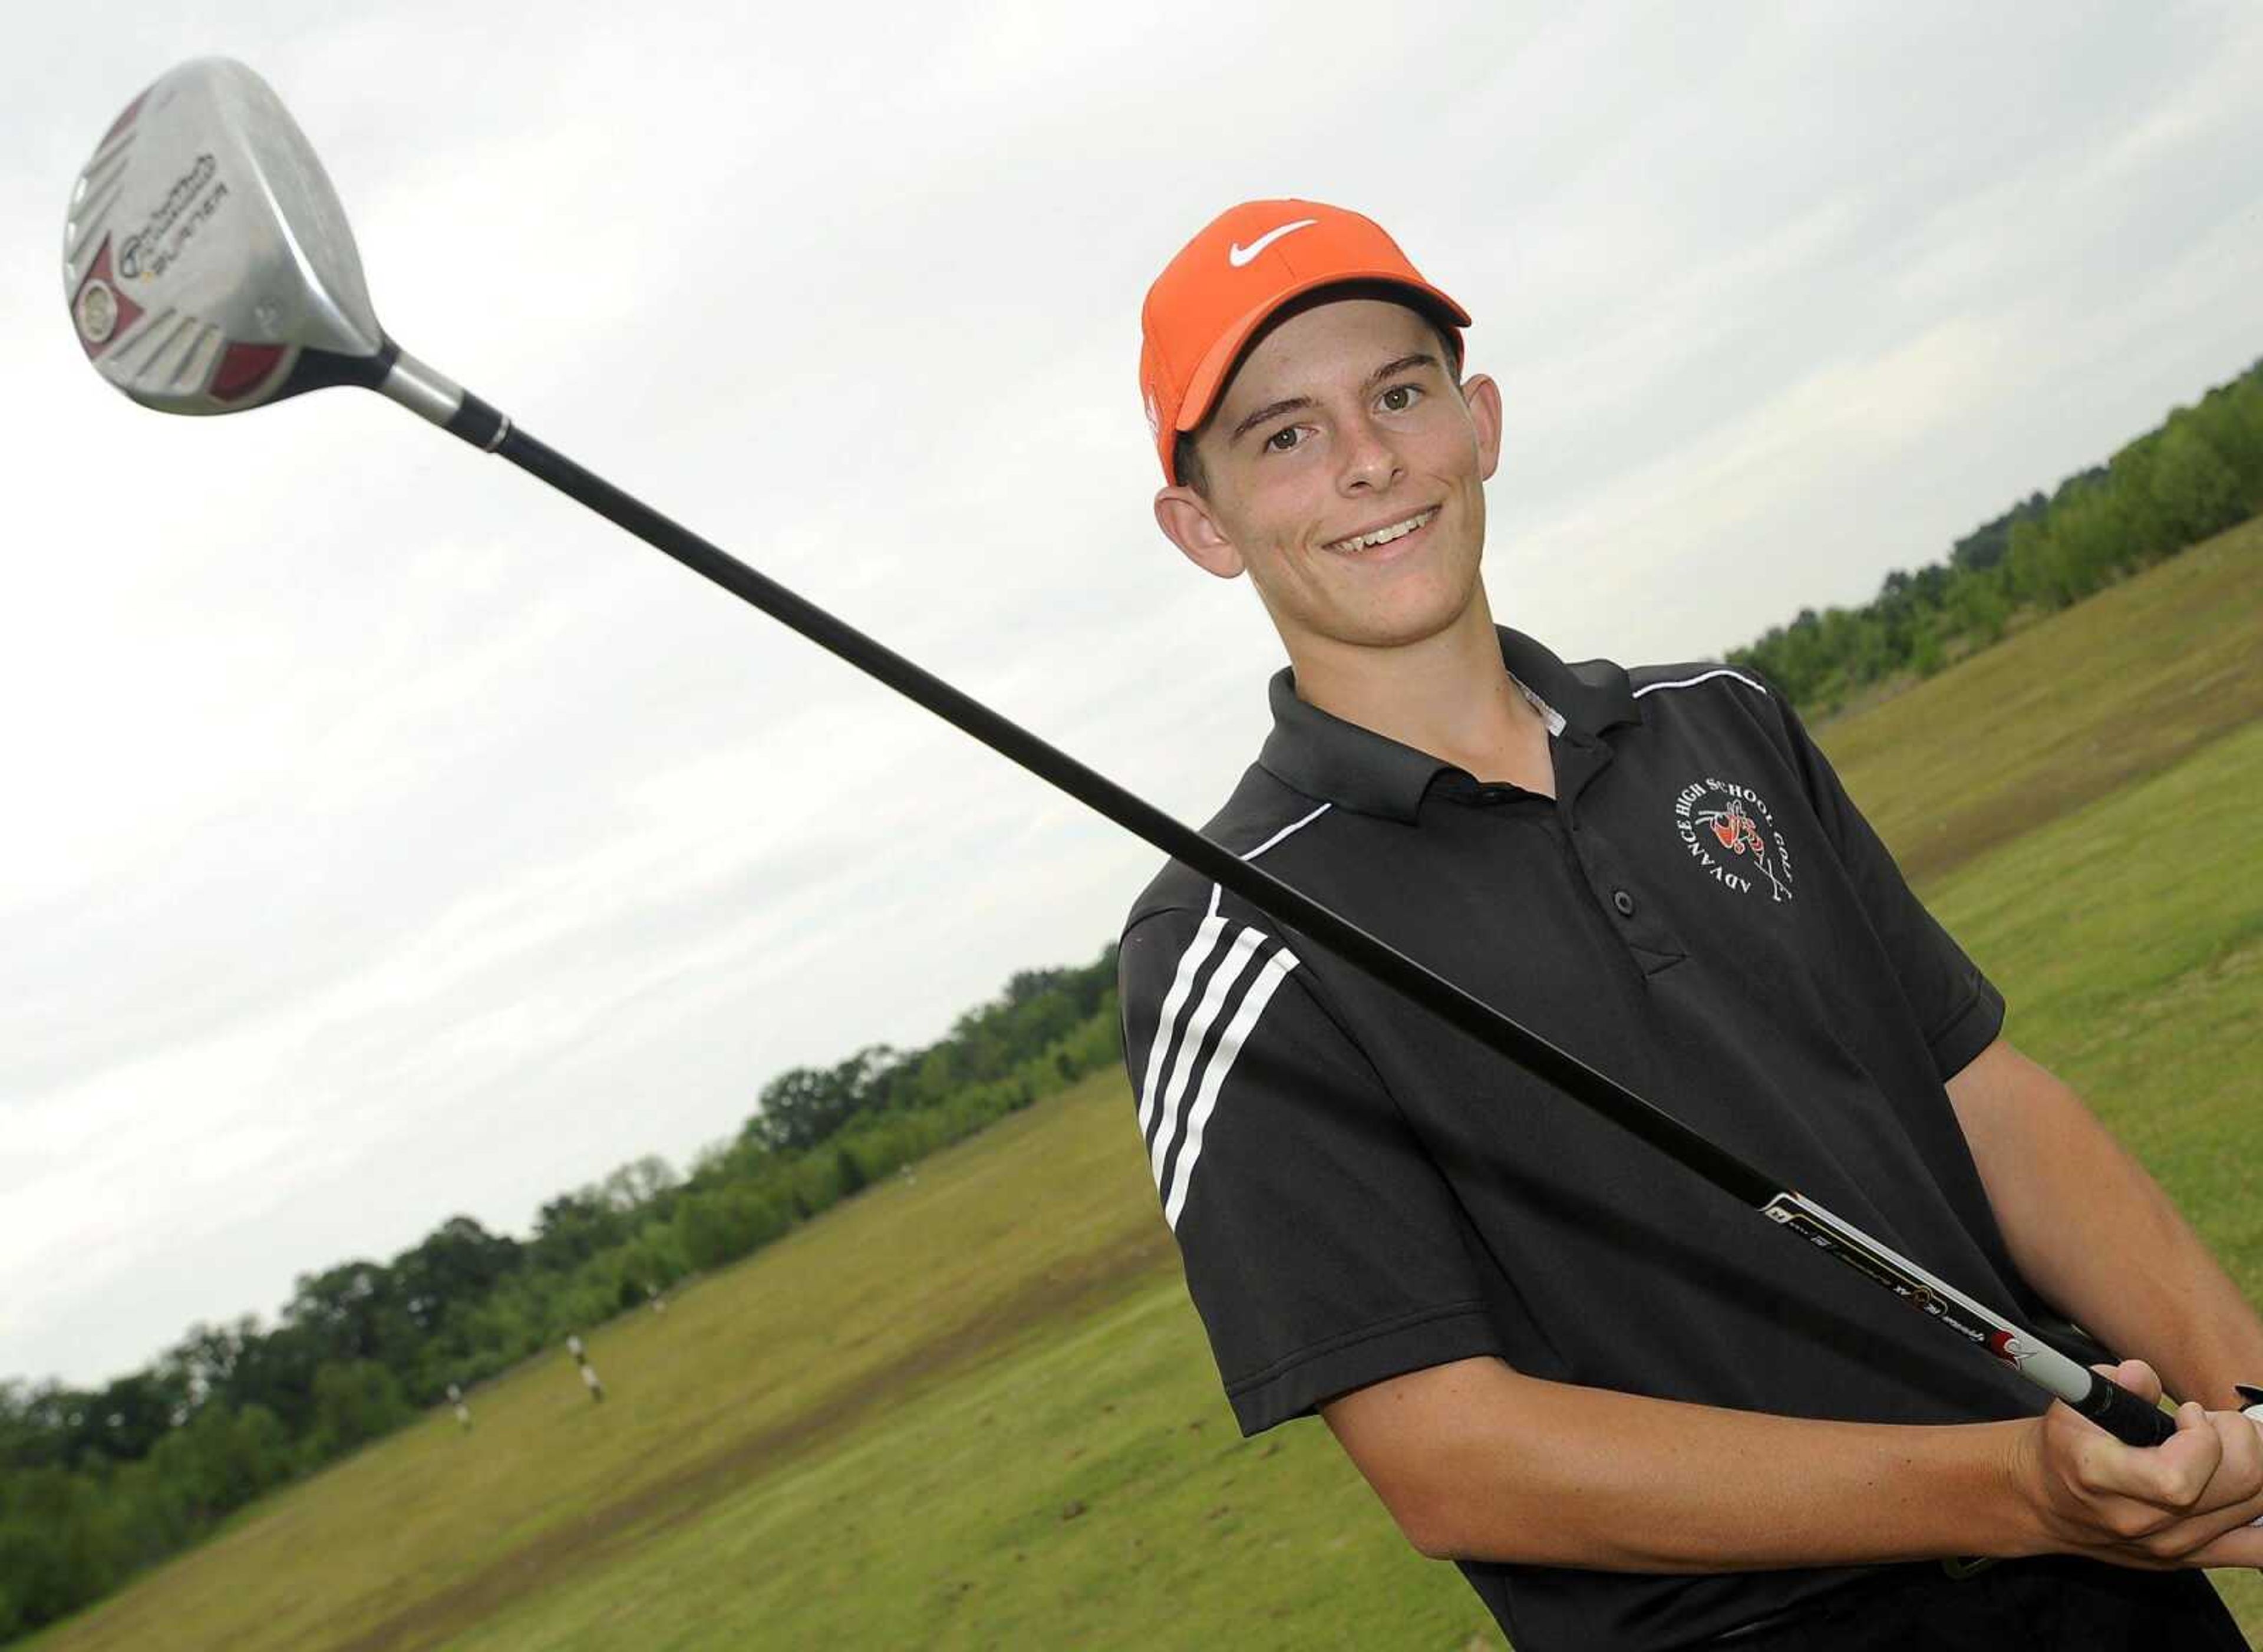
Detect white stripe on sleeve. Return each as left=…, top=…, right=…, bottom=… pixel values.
left=1148, top=925, right=1266, bottom=1194
left=1135, top=911, right=1226, bottom=1148
left=1162, top=945, right=1301, bottom=1230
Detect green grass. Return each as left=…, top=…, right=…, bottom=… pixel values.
left=1922, top=721, right=2263, bottom=1637
left=438, top=1284, right=1492, bottom=1652
left=25, top=529, right=2262, bottom=1651
left=1815, top=517, right=2263, bottom=886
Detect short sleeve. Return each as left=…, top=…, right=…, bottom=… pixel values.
left=1765, top=693, right=2005, bottom=1080
left=1118, top=903, right=1501, bottom=1434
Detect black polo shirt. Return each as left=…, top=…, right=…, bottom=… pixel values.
left=1116, top=627, right=2107, bottom=1651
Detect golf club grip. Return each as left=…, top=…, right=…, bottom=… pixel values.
left=464, top=412, right=2168, bottom=1446
left=2076, top=1371, right=2178, bottom=1446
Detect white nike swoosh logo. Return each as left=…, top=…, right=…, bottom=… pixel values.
left=1228, top=219, right=1318, bottom=267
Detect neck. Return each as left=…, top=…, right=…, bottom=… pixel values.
left=1285, top=593, right=1555, bottom=794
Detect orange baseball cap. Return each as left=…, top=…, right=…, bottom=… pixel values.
left=1139, top=199, right=1471, bottom=484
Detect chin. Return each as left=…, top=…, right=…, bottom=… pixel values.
left=1349, top=575, right=1485, bottom=648
left=1328, top=599, right=1474, bottom=652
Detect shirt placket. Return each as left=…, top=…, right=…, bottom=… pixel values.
left=1552, top=733, right=1686, bottom=975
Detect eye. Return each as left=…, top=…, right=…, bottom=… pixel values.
left=1378, top=384, right=1423, bottom=414
left=1264, top=425, right=1307, bottom=453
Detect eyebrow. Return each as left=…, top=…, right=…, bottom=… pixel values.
left=1226, top=353, right=1441, bottom=445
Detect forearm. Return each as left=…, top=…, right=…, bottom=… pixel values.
left=1328, top=1359, right=2037, bottom=1570
left=1950, top=1043, right=2263, bottom=1408
left=2017, top=1161, right=2263, bottom=1411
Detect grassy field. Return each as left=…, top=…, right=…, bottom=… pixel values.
left=21, top=1064, right=1182, bottom=1652
left=25, top=525, right=2262, bottom=1651
left=1817, top=516, right=2263, bottom=885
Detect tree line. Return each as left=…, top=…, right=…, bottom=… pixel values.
left=0, top=948, right=1120, bottom=1641
left=1730, top=356, right=2263, bottom=713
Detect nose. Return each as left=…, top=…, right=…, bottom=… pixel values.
left=1336, top=411, right=1402, bottom=494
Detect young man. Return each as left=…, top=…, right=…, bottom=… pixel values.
left=1117, top=199, right=2263, bottom=1649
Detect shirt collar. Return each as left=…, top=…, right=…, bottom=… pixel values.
left=1256, top=627, right=1638, bottom=822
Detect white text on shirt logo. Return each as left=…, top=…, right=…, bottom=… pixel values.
left=1674, top=777, right=1795, bottom=903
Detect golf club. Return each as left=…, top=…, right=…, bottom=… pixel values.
left=64, top=57, right=2243, bottom=1454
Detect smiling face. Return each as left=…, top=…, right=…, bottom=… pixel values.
left=1153, top=296, right=1503, bottom=667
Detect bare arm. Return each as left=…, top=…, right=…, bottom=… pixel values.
left=1944, top=1037, right=2263, bottom=1411
left=1322, top=1355, right=2263, bottom=1571
left=1325, top=1356, right=2030, bottom=1570
left=1321, top=1042, right=2263, bottom=1573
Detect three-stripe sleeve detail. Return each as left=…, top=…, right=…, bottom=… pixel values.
left=1134, top=804, right=1326, bottom=1230
left=1136, top=906, right=1302, bottom=1231
left=1147, top=925, right=1268, bottom=1191
left=1135, top=905, right=1226, bottom=1150
left=1162, top=946, right=1298, bottom=1228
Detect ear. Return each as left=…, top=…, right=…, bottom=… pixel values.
left=1462, top=372, right=1504, bottom=482
left=1153, top=486, right=1246, bottom=579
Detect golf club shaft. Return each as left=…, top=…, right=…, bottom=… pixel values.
left=425, top=385, right=2171, bottom=1449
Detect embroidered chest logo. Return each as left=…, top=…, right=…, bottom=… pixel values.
left=1673, top=777, right=1795, bottom=903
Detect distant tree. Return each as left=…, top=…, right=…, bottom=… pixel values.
left=0, top=1465, right=116, bottom=1633
left=529, top=1191, right=629, bottom=1273
left=283, top=1261, right=415, bottom=1374
left=2051, top=487, right=2130, bottom=593
left=1943, top=568, right=2010, bottom=646
left=2149, top=417, right=2245, bottom=548
left=1949, top=490, right=2048, bottom=573
left=2186, top=374, right=2263, bottom=503
left=747, top=1045, right=898, bottom=1153
left=164, top=1317, right=262, bottom=1411
left=2104, top=434, right=2176, bottom=563
left=393, top=1217, right=522, bottom=1336
left=1003, top=967, right=1069, bottom=1007
left=2005, top=517, right=2073, bottom=610
left=309, top=1361, right=410, bottom=1457
left=80, top=1369, right=189, bottom=1466
left=217, top=1320, right=327, bottom=1438
left=596, top=1156, right=679, bottom=1214
left=671, top=1187, right=788, bottom=1271
left=147, top=1402, right=289, bottom=1522
left=686, top=1135, right=738, bottom=1183
left=0, top=1380, right=73, bottom=1473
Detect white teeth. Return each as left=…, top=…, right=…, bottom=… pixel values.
left=1333, top=507, right=1436, bottom=552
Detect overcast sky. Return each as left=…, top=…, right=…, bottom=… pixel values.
left=5, top=2, right=2259, bottom=1389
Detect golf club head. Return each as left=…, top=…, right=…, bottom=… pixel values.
left=64, top=58, right=392, bottom=416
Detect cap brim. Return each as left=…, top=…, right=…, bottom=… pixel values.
left=1175, top=272, right=1473, bottom=438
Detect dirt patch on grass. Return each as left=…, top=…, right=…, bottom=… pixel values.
left=328, top=1224, right=1177, bottom=1652
left=1886, top=678, right=2263, bottom=889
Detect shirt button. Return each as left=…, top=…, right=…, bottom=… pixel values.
left=1612, top=888, right=1637, bottom=917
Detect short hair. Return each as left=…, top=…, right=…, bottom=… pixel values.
left=1173, top=285, right=1466, bottom=497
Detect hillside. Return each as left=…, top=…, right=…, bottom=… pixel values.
left=1816, top=516, right=2263, bottom=884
